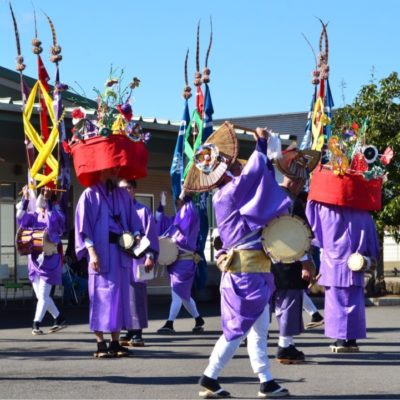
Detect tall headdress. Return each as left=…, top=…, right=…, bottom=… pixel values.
left=304, top=22, right=392, bottom=211
left=68, top=70, right=149, bottom=187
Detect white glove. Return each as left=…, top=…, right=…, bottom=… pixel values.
left=160, top=191, right=167, bottom=207
left=178, top=190, right=186, bottom=201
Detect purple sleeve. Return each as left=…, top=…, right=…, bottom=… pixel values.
left=75, top=189, right=98, bottom=261
left=47, top=207, right=65, bottom=243
left=305, top=200, right=324, bottom=248
left=17, top=211, right=35, bottom=228
left=170, top=200, right=200, bottom=251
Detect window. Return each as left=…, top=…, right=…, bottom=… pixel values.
left=136, top=194, right=154, bottom=213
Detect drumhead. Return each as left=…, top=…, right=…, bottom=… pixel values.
left=262, top=215, right=312, bottom=263
left=119, top=232, right=134, bottom=249
left=158, top=237, right=179, bottom=266
left=347, top=253, right=364, bottom=271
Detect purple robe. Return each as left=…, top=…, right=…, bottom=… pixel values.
left=75, top=183, right=143, bottom=332
left=163, top=199, right=200, bottom=300
left=213, top=145, right=291, bottom=341
left=274, top=289, right=304, bottom=336
left=130, top=200, right=159, bottom=329
left=155, top=204, right=175, bottom=236
left=18, top=205, right=65, bottom=286
left=306, top=201, right=380, bottom=339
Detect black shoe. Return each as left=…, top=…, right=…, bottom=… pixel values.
left=32, top=321, right=44, bottom=336
left=108, top=340, right=132, bottom=357
left=276, top=345, right=306, bottom=364
left=193, top=316, right=205, bottom=333
left=157, top=320, right=175, bottom=334
left=305, top=311, right=324, bottom=329
left=198, top=375, right=231, bottom=399
left=119, top=330, right=134, bottom=346
left=258, top=380, right=289, bottom=398
left=330, top=339, right=350, bottom=353
left=93, top=340, right=113, bottom=358
left=129, top=330, right=145, bottom=347
left=49, top=314, right=67, bottom=333
left=346, top=339, right=359, bottom=352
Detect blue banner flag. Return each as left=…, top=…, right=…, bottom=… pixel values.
left=170, top=100, right=190, bottom=202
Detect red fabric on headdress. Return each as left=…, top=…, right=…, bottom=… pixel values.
left=308, top=165, right=382, bottom=211
left=71, top=135, right=148, bottom=187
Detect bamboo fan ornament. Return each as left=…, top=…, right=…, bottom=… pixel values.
left=184, top=121, right=238, bottom=193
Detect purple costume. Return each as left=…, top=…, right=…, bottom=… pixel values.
left=18, top=203, right=65, bottom=286
left=160, top=199, right=200, bottom=301
left=75, top=183, right=142, bottom=333
left=306, top=201, right=380, bottom=339
left=213, top=140, right=291, bottom=341
left=129, top=200, right=159, bottom=329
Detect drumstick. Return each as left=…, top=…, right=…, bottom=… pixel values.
left=308, top=273, right=321, bottom=289
left=18, top=187, right=67, bottom=195
left=232, top=124, right=258, bottom=134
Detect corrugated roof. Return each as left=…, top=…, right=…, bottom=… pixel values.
left=215, top=112, right=308, bottom=147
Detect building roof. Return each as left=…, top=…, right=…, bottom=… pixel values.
left=215, top=111, right=308, bottom=148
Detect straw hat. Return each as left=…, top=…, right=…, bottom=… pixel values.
left=276, top=148, right=321, bottom=180
left=183, top=121, right=238, bottom=193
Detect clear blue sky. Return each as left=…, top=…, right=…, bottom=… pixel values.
left=1, top=0, right=398, bottom=122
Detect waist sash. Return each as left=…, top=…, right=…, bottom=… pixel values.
left=217, top=249, right=271, bottom=273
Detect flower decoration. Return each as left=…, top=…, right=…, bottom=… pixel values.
left=325, top=118, right=393, bottom=181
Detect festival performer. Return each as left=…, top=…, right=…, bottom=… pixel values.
left=301, top=23, right=383, bottom=353
left=17, top=186, right=66, bottom=335
left=71, top=72, right=150, bottom=358
left=184, top=123, right=291, bottom=398
left=156, top=192, right=205, bottom=334
left=118, top=179, right=159, bottom=347
left=272, top=148, right=321, bottom=363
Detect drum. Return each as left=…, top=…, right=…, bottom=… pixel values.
left=15, top=228, right=35, bottom=255
left=157, top=237, right=179, bottom=266
left=15, top=228, right=57, bottom=256
left=118, top=232, right=149, bottom=259
left=347, top=253, right=377, bottom=272
left=261, top=215, right=312, bottom=263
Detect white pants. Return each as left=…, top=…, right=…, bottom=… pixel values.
left=32, top=276, right=59, bottom=322
left=168, top=289, right=200, bottom=321
left=204, top=304, right=273, bottom=383
left=303, top=291, right=318, bottom=316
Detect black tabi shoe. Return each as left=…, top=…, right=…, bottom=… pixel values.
left=93, top=341, right=113, bottom=358
left=108, top=340, right=132, bottom=357
left=198, top=375, right=231, bottom=399
left=258, top=380, right=290, bottom=398
left=119, top=330, right=134, bottom=346
left=129, top=330, right=145, bottom=347
left=32, top=321, right=44, bottom=336
left=305, top=311, right=324, bottom=329
left=346, top=339, right=359, bottom=352
left=276, top=345, right=306, bottom=364
left=157, top=320, right=175, bottom=334
left=48, top=314, right=67, bottom=333
left=193, top=316, right=205, bottom=333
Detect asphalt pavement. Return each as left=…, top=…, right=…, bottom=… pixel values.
left=0, top=297, right=399, bottom=399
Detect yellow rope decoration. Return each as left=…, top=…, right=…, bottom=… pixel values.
left=311, top=96, right=330, bottom=151
left=23, top=80, right=59, bottom=188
